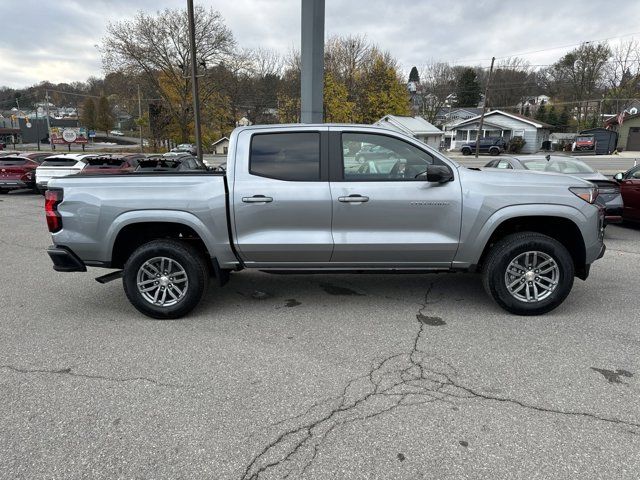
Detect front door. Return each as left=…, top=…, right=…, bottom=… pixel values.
left=232, top=129, right=333, bottom=265
left=621, top=166, right=640, bottom=221
left=329, top=130, right=462, bottom=267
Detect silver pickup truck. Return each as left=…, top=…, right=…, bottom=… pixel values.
left=45, top=124, right=606, bottom=319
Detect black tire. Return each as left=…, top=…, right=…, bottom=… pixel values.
left=123, top=239, right=209, bottom=319
left=0, top=189, right=8, bottom=194
left=489, top=147, right=500, bottom=156
left=461, top=148, right=471, bottom=156
left=482, top=232, right=574, bottom=315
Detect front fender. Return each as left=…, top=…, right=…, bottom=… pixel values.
left=453, top=203, right=591, bottom=268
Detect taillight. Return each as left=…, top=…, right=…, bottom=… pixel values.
left=45, top=189, right=63, bottom=233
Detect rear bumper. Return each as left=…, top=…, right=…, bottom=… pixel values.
left=0, top=180, right=29, bottom=190
left=47, top=245, right=87, bottom=272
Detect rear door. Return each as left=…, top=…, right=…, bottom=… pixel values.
left=231, top=128, right=333, bottom=265
left=329, top=129, right=462, bottom=267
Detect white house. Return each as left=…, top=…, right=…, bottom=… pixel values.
left=211, top=136, right=229, bottom=155
left=449, top=110, right=552, bottom=153
left=374, top=115, right=443, bottom=149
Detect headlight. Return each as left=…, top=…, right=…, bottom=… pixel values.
left=569, top=186, right=598, bottom=204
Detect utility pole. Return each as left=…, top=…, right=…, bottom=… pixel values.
left=300, top=0, right=325, bottom=123
left=45, top=90, right=53, bottom=151
left=475, top=56, right=495, bottom=159
left=187, top=0, right=203, bottom=161
left=35, top=105, right=40, bottom=151
left=138, top=84, right=144, bottom=152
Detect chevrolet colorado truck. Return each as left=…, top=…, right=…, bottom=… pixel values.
left=45, top=124, right=606, bottom=319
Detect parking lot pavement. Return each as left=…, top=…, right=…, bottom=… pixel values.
left=1, top=191, right=639, bottom=480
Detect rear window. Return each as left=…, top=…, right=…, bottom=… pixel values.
left=0, top=157, right=28, bottom=166
left=250, top=132, right=320, bottom=181
left=41, top=158, right=79, bottom=167
left=86, top=158, right=126, bottom=168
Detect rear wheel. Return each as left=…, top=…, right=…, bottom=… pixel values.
left=482, top=232, right=574, bottom=315
left=0, top=189, right=8, bottom=194
left=123, top=239, right=209, bottom=319
left=489, top=147, right=500, bottom=156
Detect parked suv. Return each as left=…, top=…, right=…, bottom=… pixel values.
left=0, top=153, right=52, bottom=193
left=460, top=137, right=506, bottom=156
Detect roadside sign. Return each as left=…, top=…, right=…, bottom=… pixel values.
left=50, top=127, right=88, bottom=144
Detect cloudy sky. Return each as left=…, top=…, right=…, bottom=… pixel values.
left=2, top=0, right=640, bottom=88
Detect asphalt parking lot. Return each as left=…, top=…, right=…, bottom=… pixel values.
left=1, top=191, right=639, bottom=479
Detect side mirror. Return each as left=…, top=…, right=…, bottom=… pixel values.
left=417, top=165, right=453, bottom=183
left=613, top=172, right=624, bottom=182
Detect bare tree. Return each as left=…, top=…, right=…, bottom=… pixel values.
left=102, top=6, right=235, bottom=142
left=418, top=61, right=455, bottom=124
left=487, top=57, right=537, bottom=111
left=604, top=38, right=640, bottom=113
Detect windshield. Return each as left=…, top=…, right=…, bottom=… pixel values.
left=40, top=159, right=79, bottom=167
left=521, top=158, right=595, bottom=174
left=86, top=158, right=126, bottom=168
left=576, top=136, right=594, bottom=142
left=0, top=157, right=28, bottom=166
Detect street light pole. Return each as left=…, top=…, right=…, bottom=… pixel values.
left=301, top=0, right=324, bottom=123
left=187, top=0, right=203, bottom=161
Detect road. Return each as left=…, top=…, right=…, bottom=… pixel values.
left=1, top=192, right=639, bottom=479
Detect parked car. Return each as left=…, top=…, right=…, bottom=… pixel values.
left=45, top=124, right=605, bottom=319
left=80, top=154, right=144, bottom=175
left=109, top=130, right=124, bottom=136
left=613, top=165, right=640, bottom=223
left=135, top=154, right=207, bottom=172
left=460, top=137, right=506, bottom=156
left=35, top=154, right=96, bottom=194
left=171, top=143, right=198, bottom=155
left=0, top=152, right=52, bottom=193
left=354, top=145, right=399, bottom=163
left=484, top=155, right=623, bottom=224
left=572, top=134, right=596, bottom=152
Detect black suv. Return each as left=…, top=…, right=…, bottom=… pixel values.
left=460, top=137, right=506, bottom=156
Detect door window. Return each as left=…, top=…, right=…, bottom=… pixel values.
left=250, top=132, right=320, bottom=181
left=342, top=133, right=435, bottom=181
left=496, top=160, right=512, bottom=169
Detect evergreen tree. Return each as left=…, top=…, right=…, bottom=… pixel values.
left=96, top=95, right=113, bottom=134
left=558, top=106, right=570, bottom=132
left=524, top=105, right=531, bottom=117
left=80, top=97, right=97, bottom=130
left=546, top=105, right=558, bottom=127
left=454, top=68, right=481, bottom=107
left=408, top=66, right=420, bottom=83
left=535, top=104, right=547, bottom=123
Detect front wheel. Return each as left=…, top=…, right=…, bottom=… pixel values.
left=461, top=148, right=471, bottom=156
left=482, top=232, right=574, bottom=315
left=123, top=239, right=209, bottom=319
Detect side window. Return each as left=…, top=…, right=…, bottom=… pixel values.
left=250, top=132, right=320, bottom=181
left=627, top=167, right=640, bottom=179
left=342, top=133, right=436, bottom=181
left=496, top=160, right=512, bottom=169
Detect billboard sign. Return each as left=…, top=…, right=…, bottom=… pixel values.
left=50, top=127, right=88, bottom=144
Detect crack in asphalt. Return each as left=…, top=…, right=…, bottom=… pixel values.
left=0, top=365, right=185, bottom=389
left=240, top=280, right=640, bottom=480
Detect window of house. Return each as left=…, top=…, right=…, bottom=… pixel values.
left=249, top=132, right=320, bottom=181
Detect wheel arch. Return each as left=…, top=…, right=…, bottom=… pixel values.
left=107, top=212, right=216, bottom=269
left=476, top=215, right=587, bottom=279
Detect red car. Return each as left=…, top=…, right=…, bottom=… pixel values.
left=0, top=152, right=53, bottom=194
left=614, top=165, right=640, bottom=223
left=573, top=134, right=596, bottom=152
left=80, top=153, right=145, bottom=175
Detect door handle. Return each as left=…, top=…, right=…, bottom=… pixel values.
left=338, top=194, right=369, bottom=203
left=242, top=195, right=273, bottom=203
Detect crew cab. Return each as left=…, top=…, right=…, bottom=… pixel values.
left=45, top=125, right=606, bottom=319
left=35, top=153, right=96, bottom=193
